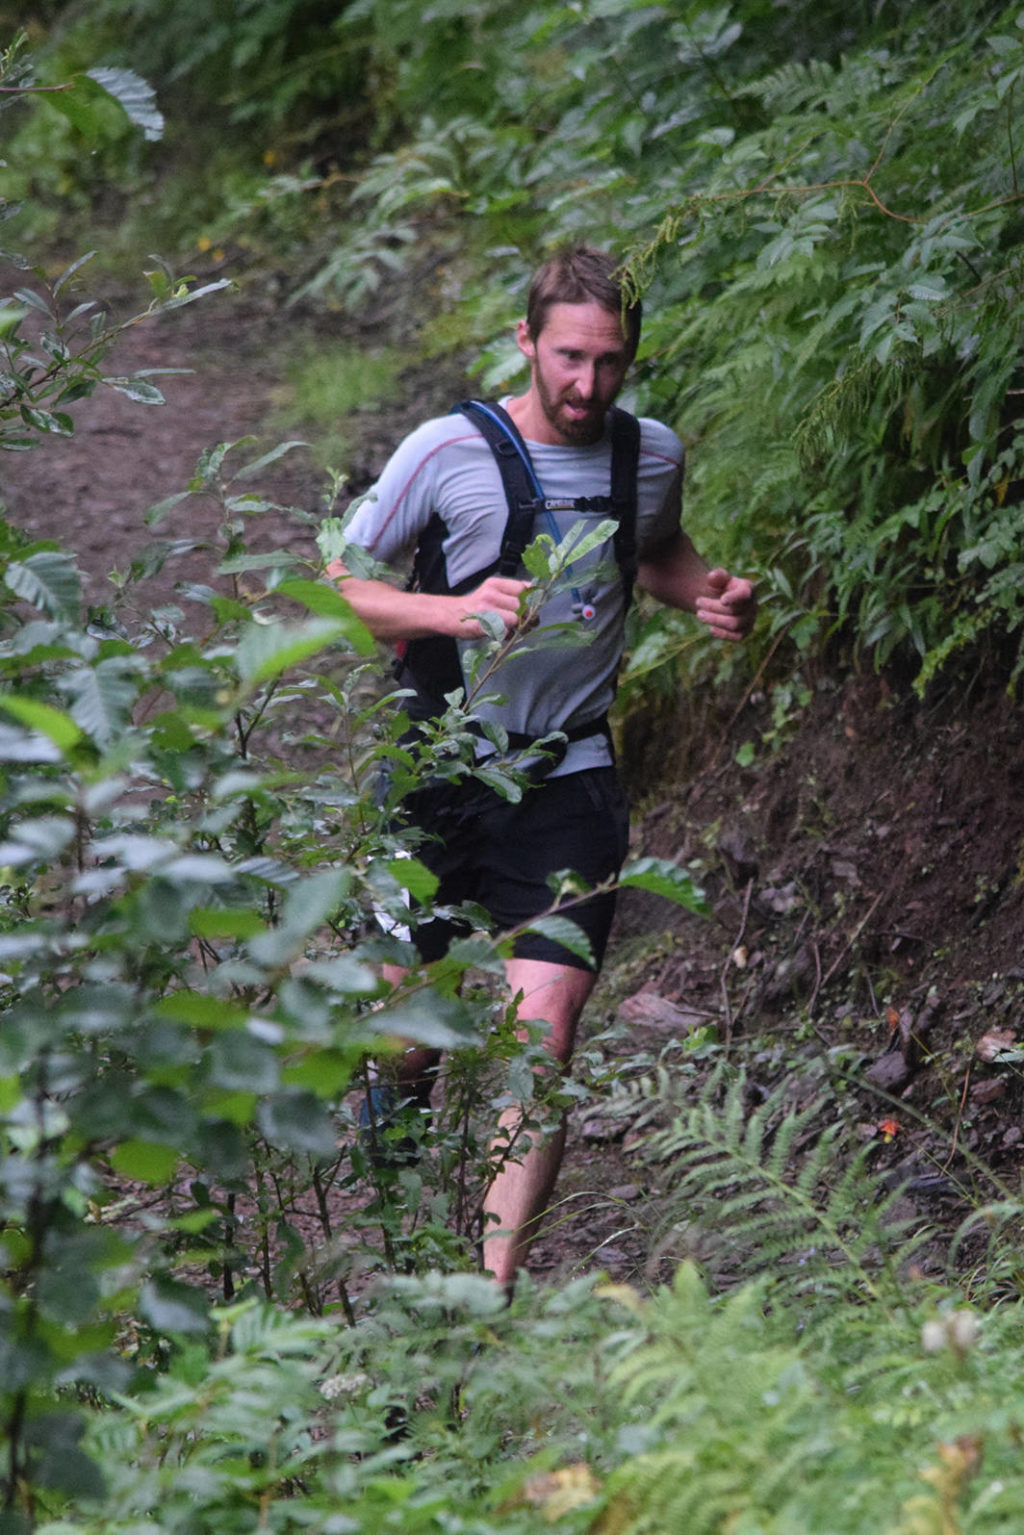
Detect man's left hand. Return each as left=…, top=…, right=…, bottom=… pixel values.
left=695, top=568, right=757, bottom=641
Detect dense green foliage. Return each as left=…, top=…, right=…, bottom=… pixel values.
left=3, top=6, right=1024, bottom=1535
left=15, top=1, right=1024, bottom=712
left=120, top=0, right=1024, bottom=707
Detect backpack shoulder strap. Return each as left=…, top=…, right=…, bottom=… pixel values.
left=454, top=400, right=545, bottom=576
left=455, top=398, right=641, bottom=599
left=608, top=406, right=641, bottom=607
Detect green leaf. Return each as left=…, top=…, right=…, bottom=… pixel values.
left=209, top=595, right=254, bottom=623
left=151, top=992, right=251, bottom=1030
left=0, top=695, right=83, bottom=752
left=368, top=993, right=480, bottom=1050
left=63, top=659, right=140, bottom=747
left=257, top=1091, right=339, bottom=1157
left=387, top=855, right=438, bottom=903
left=0, top=724, right=62, bottom=762
left=0, top=302, right=27, bottom=338
left=109, top=1139, right=180, bottom=1184
left=144, top=491, right=192, bottom=528
left=5, top=550, right=81, bottom=619
left=19, top=406, right=73, bottom=436
left=189, top=907, right=268, bottom=939
left=87, top=832, right=178, bottom=871
left=297, top=954, right=379, bottom=995
left=223, top=496, right=283, bottom=515
left=23, top=1414, right=106, bottom=1499
left=56, top=983, right=134, bottom=1034
left=218, top=551, right=299, bottom=573
left=53, top=250, right=97, bottom=296
left=139, top=1278, right=210, bottom=1336
left=986, top=33, right=1023, bottom=57
left=906, top=281, right=947, bottom=302
left=236, top=616, right=370, bottom=686
left=619, top=857, right=709, bottom=915
left=102, top=376, right=166, bottom=405
left=207, top=1032, right=279, bottom=1093
left=0, top=814, right=76, bottom=865
left=159, top=853, right=233, bottom=883
left=37, top=1262, right=100, bottom=1326
left=0, top=930, right=50, bottom=960
left=165, top=1208, right=221, bottom=1234
left=283, top=1048, right=358, bottom=1095
left=201, top=1090, right=258, bottom=1126
left=86, top=66, right=165, bottom=140
left=245, top=868, right=349, bottom=965
left=280, top=867, right=349, bottom=934
left=514, top=914, right=594, bottom=965
left=232, top=441, right=311, bottom=478
left=274, top=576, right=365, bottom=620
left=13, top=287, right=54, bottom=317
left=156, top=277, right=232, bottom=313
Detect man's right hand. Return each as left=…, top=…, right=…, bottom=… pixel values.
left=450, top=575, right=534, bottom=638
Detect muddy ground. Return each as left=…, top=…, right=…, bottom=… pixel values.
left=3, top=281, right=1022, bottom=1296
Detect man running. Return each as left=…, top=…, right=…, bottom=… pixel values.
left=329, top=246, right=756, bottom=1293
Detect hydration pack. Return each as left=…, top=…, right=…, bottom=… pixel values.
left=394, top=399, right=640, bottom=750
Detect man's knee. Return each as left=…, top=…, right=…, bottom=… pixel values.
left=507, top=956, right=596, bottom=1063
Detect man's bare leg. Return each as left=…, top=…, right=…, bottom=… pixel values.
left=371, top=955, right=595, bottom=1289
left=481, top=957, right=596, bottom=1293
left=377, top=961, right=441, bottom=1092
left=356, top=963, right=441, bottom=1160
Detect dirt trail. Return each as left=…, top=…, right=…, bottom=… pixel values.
left=2, top=294, right=322, bottom=610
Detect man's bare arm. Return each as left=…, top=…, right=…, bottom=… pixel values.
left=636, top=531, right=757, bottom=641
left=326, top=559, right=532, bottom=643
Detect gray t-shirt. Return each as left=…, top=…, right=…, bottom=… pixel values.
left=345, top=405, right=685, bottom=775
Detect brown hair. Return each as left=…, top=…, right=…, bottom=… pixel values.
left=525, top=246, right=642, bottom=358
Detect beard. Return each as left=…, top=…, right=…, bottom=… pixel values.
left=534, top=365, right=608, bottom=445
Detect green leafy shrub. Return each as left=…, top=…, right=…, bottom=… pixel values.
left=0, top=30, right=165, bottom=242
left=0, top=424, right=712, bottom=1519
left=18, top=1244, right=1024, bottom=1535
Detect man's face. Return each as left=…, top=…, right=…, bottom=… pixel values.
left=517, top=301, right=633, bottom=446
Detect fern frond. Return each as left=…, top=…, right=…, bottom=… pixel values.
left=605, top=1266, right=826, bottom=1535
left=641, top=1068, right=930, bottom=1310
left=742, top=57, right=835, bottom=112
left=948, top=1198, right=1024, bottom=1292
left=740, top=53, right=890, bottom=118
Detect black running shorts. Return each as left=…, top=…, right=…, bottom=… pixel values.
left=399, top=767, right=630, bottom=971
